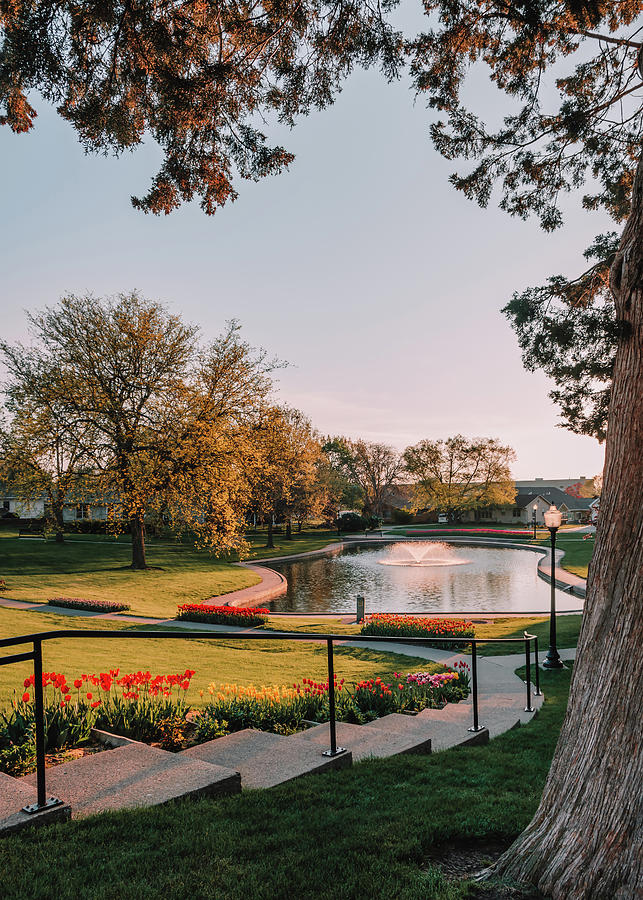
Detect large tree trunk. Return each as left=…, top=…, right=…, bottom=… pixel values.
left=266, top=518, right=274, bottom=549
left=492, top=160, right=643, bottom=896
left=130, top=515, right=148, bottom=569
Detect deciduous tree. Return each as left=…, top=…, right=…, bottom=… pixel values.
left=1, top=294, right=276, bottom=567
left=403, top=435, right=516, bottom=518
left=323, top=437, right=404, bottom=519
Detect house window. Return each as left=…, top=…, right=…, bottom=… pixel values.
left=513, top=508, right=521, bottom=517
left=2, top=501, right=9, bottom=510
left=76, top=504, right=90, bottom=520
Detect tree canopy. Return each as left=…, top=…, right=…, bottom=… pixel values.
left=404, top=435, right=516, bottom=517
left=0, top=294, right=277, bottom=567
left=0, top=0, right=401, bottom=214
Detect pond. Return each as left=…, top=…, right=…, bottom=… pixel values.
left=266, top=541, right=582, bottom=615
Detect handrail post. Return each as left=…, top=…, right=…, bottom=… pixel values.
left=524, top=636, right=534, bottom=712
left=322, top=638, right=345, bottom=757
left=22, top=639, right=62, bottom=814
left=467, top=641, right=484, bottom=732
left=534, top=637, right=542, bottom=696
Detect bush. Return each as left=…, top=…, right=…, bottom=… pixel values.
left=338, top=512, right=367, bottom=533
left=361, top=614, right=475, bottom=650
left=391, top=508, right=414, bottom=525
left=47, top=597, right=131, bottom=612
left=176, top=603, right=269, bottom=626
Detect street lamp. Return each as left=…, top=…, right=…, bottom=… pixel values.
left=543, top=504, right=564, bottom=669
left=532, top=503, right=538, bottom=540
left=337, top=508, right=341, bottom=539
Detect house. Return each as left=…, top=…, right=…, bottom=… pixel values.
left=0, top=485, right=116, bottom=524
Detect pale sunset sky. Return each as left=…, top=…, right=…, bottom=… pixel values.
left=0, top=40, right=608, bottom=481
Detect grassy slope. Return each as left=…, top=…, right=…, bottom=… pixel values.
left=265, top=615, right=582, bottom=657
left=0, top=607, right=440, bottom=706
left=0, top=530, right=341, bottom=619
left=0, top=667, right=571, bottom=900
left=543, top=533, right=594, bottom=579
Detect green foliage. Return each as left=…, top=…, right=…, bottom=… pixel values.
left=0, top=0, right=402, bottom=215
left=503, top=232, right=620, bottom=439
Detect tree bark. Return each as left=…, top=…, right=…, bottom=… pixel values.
left=51, top=496, right=65, bottom=543
left=130, top=516, right=148, bottom=569
left=285, top=518, right=292, bottom=540
left=492, top=158, right=643, bottom=896
left=266, top=519, right=274, bottom=549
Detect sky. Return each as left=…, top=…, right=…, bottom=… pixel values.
left=0, top=40, right=608, bottom=481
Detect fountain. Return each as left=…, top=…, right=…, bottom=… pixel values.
left=379, top=541, right=470, bottom=567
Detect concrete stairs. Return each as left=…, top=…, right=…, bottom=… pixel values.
left=0, top=772, right=71, bottom=835
left=1, top=703, right=495, bottom=833
left=182, top=728, right=352, bottom=789
left=20, top=741, right=241, bottom=823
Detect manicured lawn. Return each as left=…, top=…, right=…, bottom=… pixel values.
left=541, top=533, right=594, bottom=579
left=0, top=607, right=440, bottom=707
left=0, top=534, right=259, bottom=619
left=240, top=529, right=340, bottom=559
left=473, top=615, right=582, bottom=657
left=0, top=530, right=341, bottom=620
left=0, top=666, right=571, bottom=899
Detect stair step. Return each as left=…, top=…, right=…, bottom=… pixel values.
left=364, top=713, right=433, bottom=736
left=0, top=772, right=71, bottom=836
left=291, top=721, right=432, bottom=761
left=182, top=728, right=352, bottom=789
left=22, top=742, right=240, bottom=818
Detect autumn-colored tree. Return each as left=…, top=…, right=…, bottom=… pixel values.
left=323, top=437, right=404, bottom=519
left=248, top=406, right=321, bottom=547
left=0, top=402, right=98, bottom=542
left=408, top=3, right=643, bottom=895
left=403, top=436, right=516, bottom=518
left=0, top=295, right=276, bottom=568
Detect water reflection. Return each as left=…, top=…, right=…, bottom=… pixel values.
left=267, top=543, right=580, bottom=614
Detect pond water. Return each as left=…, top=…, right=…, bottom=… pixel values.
left=267, top=541, right=582, bottom=615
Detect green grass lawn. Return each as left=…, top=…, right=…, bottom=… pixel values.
left=0, top=530, right=341, bottom=620
left=473, top=615, right=582, bottom=657
left=541, top=533, right=594, bottom=579
left=0, top=665, right=571, bottom=899
left=0, top=607, right=441, bottom=707
left=239, top=529, right=340, bottom=559
left=0, top=534, right=260, bottom=618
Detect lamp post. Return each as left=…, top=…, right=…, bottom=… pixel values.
left=543, top=504, right=564, bottom=669
left=532, top=503, right=538, bottom=540
left=336, top=508, right=341, bottom=539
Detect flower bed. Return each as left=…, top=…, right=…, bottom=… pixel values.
left=195, top=665, right=470, bottom=739
left=1, top=661, right=470, bottom=775
left=0, top=667, right=196, bottom=774
left=176, top=603, right=269, bottom=626
left=47, top=597, right=131, bottom=613
left=361, top=614, right=475, bottom=649
left=404, top=528, right=527, bottom=537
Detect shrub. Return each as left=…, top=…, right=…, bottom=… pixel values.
left=361, top=614, right=475, bottom=650
left=338, top=512, right=367, bottom=533
left=176, top=603, right=269, bottom=626
left=391, top=508, right=414, bottom=525
left=47, top=597, right=131, bottom=612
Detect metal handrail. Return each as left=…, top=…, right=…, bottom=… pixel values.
left=0, top=628, right=541, bottom=814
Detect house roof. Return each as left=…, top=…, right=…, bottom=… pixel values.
left=513, top=487, right=596, bottom=511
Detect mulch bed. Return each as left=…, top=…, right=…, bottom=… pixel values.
left=424, top=840, right=550, bottom=898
